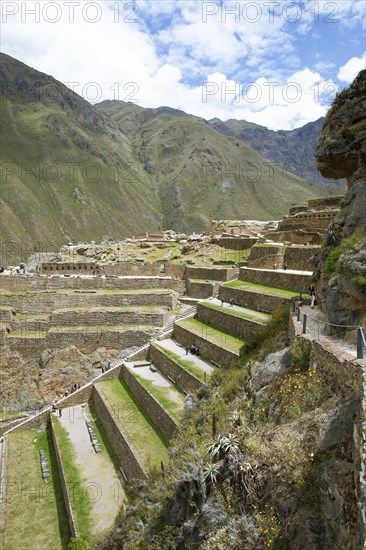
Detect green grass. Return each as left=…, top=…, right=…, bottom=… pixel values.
left=97, top=379, right=169, bottom=472
left=175, top=318, right=245, bottom=354
left=53, top=305, right=165, bottom=313
left=4, top=427, right=70, bottom=550
left=154, top=344, right=211, bottom=383
left=223, top=279, right=302, bottom=298
left=8, top=330, right=48, bottom=337
left=87, top=403, right=123, bottom=476
left=133, top=372, right=185, bottom=422
left=15, top=313, right=50, bottom=319
left=201, top=300, right=271, bottom=324
left=48, top=324, right=156, bottom=333
left=51, top=416, right=93, bottom=542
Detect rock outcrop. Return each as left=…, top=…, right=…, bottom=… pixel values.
left=315, top=70, right=366, bottom=332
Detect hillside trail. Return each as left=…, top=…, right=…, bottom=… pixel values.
left=58, top=404, right=126, bottom=534
left=300, top=304, right=362, bottom=360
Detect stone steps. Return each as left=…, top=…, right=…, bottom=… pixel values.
left=173, top=318, right=245, bottom=367
left=149, top=339, right=213, bottom=394
left=196, top=298, right=270, bottom=339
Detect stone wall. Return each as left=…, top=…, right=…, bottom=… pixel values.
left=50, top=416, right=78, bottom=538
left=46, top=328, right=155, bottom=355
left=185, top=267, right=238, bottom=282
left=239, top=267, right=311, bottom=292
left=284, top=246, right=319, bottom=271
left=219, top=285, right=288, bottom=313
left=0, top=275, right=184, bottom=294
left=278, top=210, right=337, bottom=232
left=41, top=262, right=96, bottom=275
left=49, top=308, right=168, bottom=327
left=0, top=309, right=12, bottom=323
left=264, top=230, right=322, bottom=245
left=247, top=246, right=285, bottom=269
left=212, top=237, right=258, bottom=250
left=92, top=385, right=146, bottom=479
left=5, top=328, right=155, bottom=356
left=148, top=343, right=206, bottom=394
left=172, top=323, right=241, bottom=366
left=120, top=364, right=177, bottom=440
left=103, top=262, right=162, bottom=277
left=0, top=290, right=177, bottom=314
left=186, top=280, right=218, bottom=299
left=197, top=302, right=264, bottom=339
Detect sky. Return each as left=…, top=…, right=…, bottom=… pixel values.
left=1, top=0, right=365, bottom=130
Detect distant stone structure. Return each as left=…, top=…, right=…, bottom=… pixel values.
left=41, top=261, right=97, bottom=274
left=264, top=195, right=343, bottom=244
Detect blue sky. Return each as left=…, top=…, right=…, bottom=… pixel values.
left=1, top=0, right=365, bottom=129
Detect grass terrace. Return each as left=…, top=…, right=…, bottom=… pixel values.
left=175, top=318, right=245, bottom=354
left=153, top=343, right=212, bottom=383
left=201, top=300, right=271, bottom=324
left=7, top=330, right=48, bottom=337
left=223, top=279, right=305, bottom=298
left=51, top=416, right=93, bottom=541
left=132, top=371, right=185, bottom=422
left=48, top=324, right=156, bottom=333
left=97, top=379, right=169, bottom=472
left=4, top=427, right=69, bottom=550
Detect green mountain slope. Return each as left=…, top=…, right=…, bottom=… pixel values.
left=0, top=53, right=161, bottom=258
left=208, top=116, right=346, bottom=187
left=97, top=100, right=330, bottom=232
left=0, top=53, right=338, bottom=262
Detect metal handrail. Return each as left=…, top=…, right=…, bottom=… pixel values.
left=292, top=299, right=365, bottom=359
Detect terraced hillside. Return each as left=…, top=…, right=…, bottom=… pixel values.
left=0, top=264, right=313, bottom=548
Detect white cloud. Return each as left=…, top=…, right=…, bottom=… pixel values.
left=337, top=53, right=366, bottom=82
left=0, top=0, right=364, bottom=130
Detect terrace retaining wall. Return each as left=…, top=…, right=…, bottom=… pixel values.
left=0, top=275, right=184, bottom=294
left=92, top=385, right=146, bottom=479
left=219, top=285, right=288, bottom=313
left=239, top=267, right=311, bottom=292
left=120, top=363, right=177, bottom=440
left=149, top=343, right=206, bottom=394
left=50, top=417, right=78, bottom=538
left=0, top=291, right=177, bottom=314
left=172, top=322, right=242, bottom=366
left=197, top=302, right=264, bottom=339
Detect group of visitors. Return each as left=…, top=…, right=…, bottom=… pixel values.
left=221, top=298, right=234, bottom=307
left=186, top=345, right=200, bottom=356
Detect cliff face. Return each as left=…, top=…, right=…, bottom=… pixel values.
left=315, top=70, right=366, bottom=331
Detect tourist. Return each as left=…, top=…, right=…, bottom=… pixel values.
left=221, top=299, right=224, bottom=306
left=273, top=262, right=277, bottom=270
left=309, top=285, right=316, bottom=308
left=229, top=298, right=234, bottom=307
left=284, top=261, right=287, bottom=270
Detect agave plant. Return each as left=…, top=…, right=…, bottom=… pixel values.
left=203, top=461, right=221, bottom=484
left=207, top=433, right=239, bottom=459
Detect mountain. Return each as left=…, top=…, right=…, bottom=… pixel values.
left=96, top=100, right=332, bottom=231
left=0, top=53, right=339, bottom=262
left=208, top=117, right=346, bottom=186
left=0, top=53, right=161, bottom=257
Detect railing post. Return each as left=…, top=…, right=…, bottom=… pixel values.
left=302, top=314, right=307, bottom=335
left=357, top=326, right=364, bottom=359
left=296, top=307, right=301, bottom=322
left=291, top=297, right=296, bottom=313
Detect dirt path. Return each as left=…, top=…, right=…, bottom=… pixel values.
left=59, top=404, right=126, bottom=535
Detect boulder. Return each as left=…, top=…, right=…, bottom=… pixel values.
left=253, top=348, right=291, bottom=389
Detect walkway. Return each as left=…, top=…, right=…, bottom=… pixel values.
left=156, top=338, right=214, bottom=376
left=58, top=404, right=126, bottom=535
left=299, top=305, right=362, bottom=360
